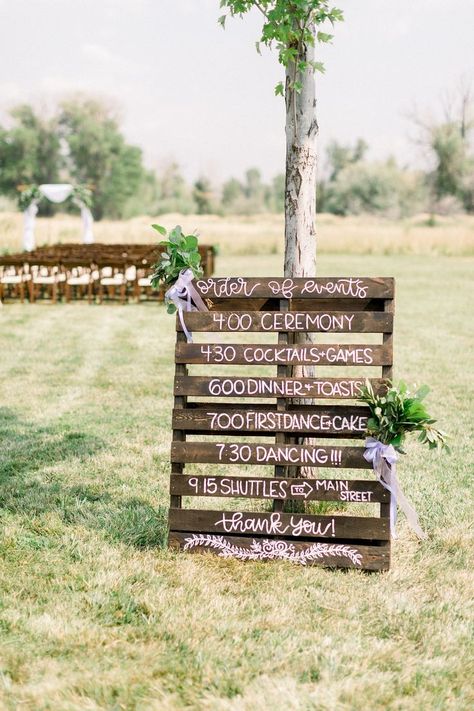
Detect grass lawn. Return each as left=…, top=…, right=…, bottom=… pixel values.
left=0, top=254, right=473, bottom=710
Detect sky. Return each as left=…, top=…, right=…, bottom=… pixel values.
left=0, top=0, right=473, bottom=184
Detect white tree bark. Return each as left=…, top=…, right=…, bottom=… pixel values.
left=283, top=35, right=318, bottom=488
left=284, top=34, right=318, bottom=278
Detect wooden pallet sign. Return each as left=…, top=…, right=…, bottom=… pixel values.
left=168, top=276, right=394, bottom=571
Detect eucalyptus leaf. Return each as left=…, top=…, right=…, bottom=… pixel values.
left=169, top=232, right=181, bottom=245
left=152, top=224, right=167, bottom=236
left=184, top=235, right=198, bottom=250
left=416, top=384, right=430, bottom=401
left=359, top=379, right=449, bottom=452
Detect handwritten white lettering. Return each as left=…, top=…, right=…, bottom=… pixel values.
left=199, top=345, right=375, bottom=365
left=196, top=277, right=260, bottom=298
left=206, top=411, right=367, bottom=433
left=215, top=511, right=336, bottom=537
left=207, top=378, right=365, bottom=398
left=196, top=277, right=372, bottom=300
left=266, top=277, right=369, bottom=299
left=186, top=476, right=374, bottom=502
left=214, top=443, right=344, bottom=465
left=211, top=312, right=355, bottom=332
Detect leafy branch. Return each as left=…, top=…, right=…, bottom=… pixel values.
left=219, top=1, right=343, bottom=96
left=149, top=224, right=203, bottom=313
left=359, top=380, right=450, bottom=453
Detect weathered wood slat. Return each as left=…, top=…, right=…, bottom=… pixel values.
left=194, top=277, right=394, bottom=300
left=381, top=295, right=394, bottom=554
left=290, top=298, right=385, bottom=313
left=171, top=442, right=372, bottom=468
left=178, top=310, right=393, bottom=333
left=168, top=532, right=390, bottom=571
left=170, top=474, right=388, bottom=502
left=273, top=297, right=289, bottom=512
left=168, top=508, right=390, bottom=541
left=174, top=375, right=387, bottom=399
left=184, top=401, right=370, bottom=413
left=204, top=298, right=388, bottom=313
left=176, top=343, right=392, bottom=366
left=172, top=406, right=369, bottom=435
left=171, top=330, right=188, bottom=509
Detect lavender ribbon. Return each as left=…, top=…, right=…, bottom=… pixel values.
left=364, top=437, right=427, bottom=540
left=165, top=268, right=208, bottom=342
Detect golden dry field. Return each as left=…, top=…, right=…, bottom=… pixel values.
left=1, top=211, right=474, bottom=256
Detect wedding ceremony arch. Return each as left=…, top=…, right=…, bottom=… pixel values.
left=20, top=183, right=94, bottom=251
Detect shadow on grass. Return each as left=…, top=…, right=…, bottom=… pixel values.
left=0, top=408, right=168, bottom=549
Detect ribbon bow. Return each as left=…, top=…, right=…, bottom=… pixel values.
left=165, top=269, right=208, bottom=342
left=364, top=437, right=426, bottom=540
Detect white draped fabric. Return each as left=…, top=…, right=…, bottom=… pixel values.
left=23, top=202, right=39, bottom=252
left=39, top=184, right=74, bottom=203
left=81, top=206, right=94, bottom=244
left=22, top=183, right=94, bottom=251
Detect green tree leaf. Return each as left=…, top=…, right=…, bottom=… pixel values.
left=311, top=61, right=326, bottom=74
left=317, top=32, right=333, bottom=43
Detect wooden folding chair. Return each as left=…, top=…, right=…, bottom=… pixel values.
left=0, top=265, right=31, bottom=303
left=98, top=264, right=127, bottom=304
left=30, top=265, right=60, bottom=303
left=64, top=266, right=95, bottom=303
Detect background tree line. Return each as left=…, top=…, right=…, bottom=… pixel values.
left=0, top=93, right=472, bottom=220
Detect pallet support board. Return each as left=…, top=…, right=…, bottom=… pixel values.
left=170, top=442, right=372, bottom=467
left=380, top=293, right=395, bottom=560
left=170, top=474, right=389, bottom=502
left=173, top=375, right=388, bottom=399
left=274, top=297, right=289, bottom=512
left=175, top=342, right=392, bottom=366
left=170, top=330, right=187, bottom=510
left=193, top=277, right=394, bottom=300
left=169, top=508, right=390, bottom=541
left=172, top=406, right=370, bottom=435
left=177, top=310, right=394, bottom=333
left=168, top=532, right=390, bottom=571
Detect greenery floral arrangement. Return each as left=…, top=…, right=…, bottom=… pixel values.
left=359, top=379, right=449, bottom=452
left=18, top=184, right=41, bottom=211
left=71, top=184, right=93, bottom=209
left=149, top=224, right=203, bottom=313
left=18, top=183, right=93, bottom=210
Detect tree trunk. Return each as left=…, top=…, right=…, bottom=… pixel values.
left=283, top=34, right=318, bottom=498
left=284, top=33, right=318, bottom=278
